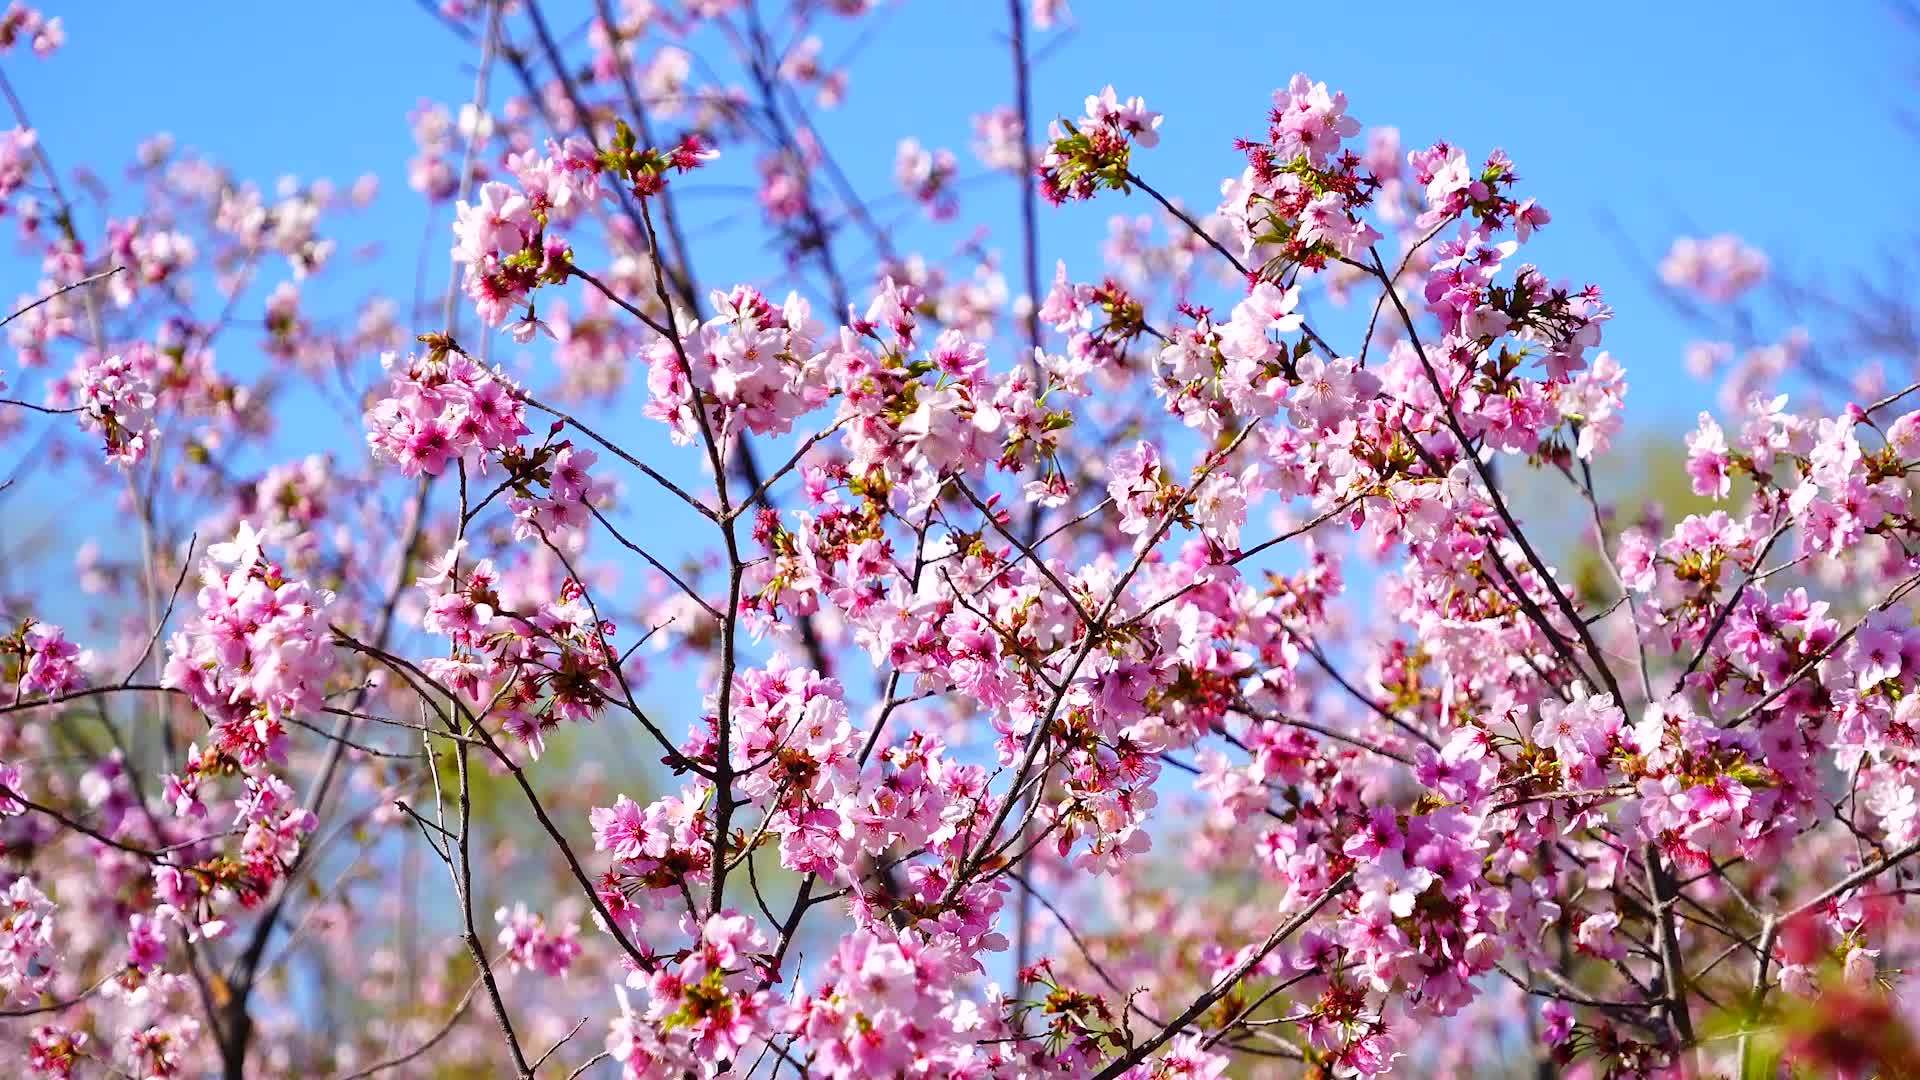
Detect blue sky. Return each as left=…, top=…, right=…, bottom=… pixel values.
left=11, top=0, right=1917, bottom=433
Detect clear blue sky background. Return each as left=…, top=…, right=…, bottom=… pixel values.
left=11, top=0, right=1917, bottom=434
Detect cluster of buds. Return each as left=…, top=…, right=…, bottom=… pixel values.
left=597, top=121, right=717, bottom=197
left=1038, top=87, right=1160, bottom=204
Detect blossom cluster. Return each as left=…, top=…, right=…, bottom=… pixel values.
left=1038, top=85, right=1161, bottom=203
left=363, top=340, right=531, bottom=475
left=162, top=523, right=337, bottom=781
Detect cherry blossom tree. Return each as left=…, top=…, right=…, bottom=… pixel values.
left=0, top=2, right=1916, bottom=1078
